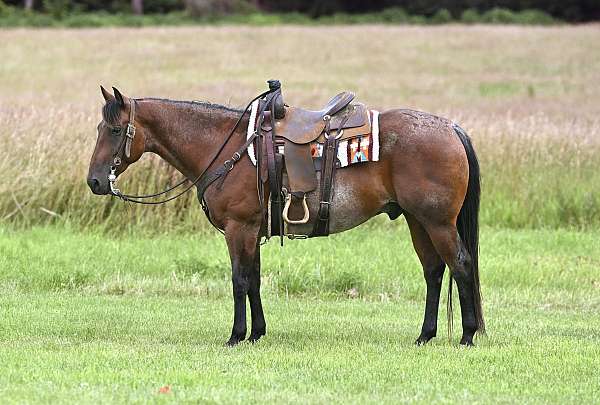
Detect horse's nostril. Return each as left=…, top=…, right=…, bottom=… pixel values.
left=87, top=177, right=100, bottom=193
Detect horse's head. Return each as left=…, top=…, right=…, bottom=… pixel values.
left=87, top=86, right=146, bottom=195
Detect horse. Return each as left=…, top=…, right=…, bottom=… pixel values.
left=87, top=85, right=485, bottom=346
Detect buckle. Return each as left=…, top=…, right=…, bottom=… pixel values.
left=224, top=159, right=234, bottom=171
left=286, top=234, right=308, bottom=240
left=126, top=123, right=136, bottom=139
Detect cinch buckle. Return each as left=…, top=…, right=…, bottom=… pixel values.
left=286, top=234, right=308, bottom=240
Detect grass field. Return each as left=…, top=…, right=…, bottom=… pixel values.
left=1, top=225, right=600, bottom=403
left=1, top=25, right=600, bottom=404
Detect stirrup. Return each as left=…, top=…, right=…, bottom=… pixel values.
left=282, top=193, right=310, bottom=224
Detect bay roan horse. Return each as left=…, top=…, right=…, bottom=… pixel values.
left=87, top=86, right=485, bottom=346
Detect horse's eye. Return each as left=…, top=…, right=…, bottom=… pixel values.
left=111, top=127, right=122, bottom=136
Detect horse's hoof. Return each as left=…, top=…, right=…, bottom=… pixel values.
left=415, top=337, right=430, bottom=346
left=248, top=335, right=262, bottom=344
left=248, top=332, right=265, bottom=343
left=225, top=337, right=243, bottom=347
left=415, top=331, right=436, bottom=346
left=459, top=337, right=475, bottom=347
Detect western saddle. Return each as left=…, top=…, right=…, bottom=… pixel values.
left=254, top=80, right=371, bottom=241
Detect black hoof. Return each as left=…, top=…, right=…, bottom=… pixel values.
left=459, top=337, right=475, bottom=347
left=248, top=331, right=265, bottom=343
left=415, top=330, right=436, bottom=346
left=415, top=337, right=430, bottom=346
left=226, top=335, right=245, bottom=347
left=248, top=335, right=262, bottom=343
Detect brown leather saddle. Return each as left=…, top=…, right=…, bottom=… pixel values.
left=256, top=80, right=371, bottom=239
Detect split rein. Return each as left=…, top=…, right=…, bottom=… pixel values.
left=106, top=89, right=274, bottom=205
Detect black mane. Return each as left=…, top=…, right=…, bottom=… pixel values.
left=140, top=98, right=243, bottom=115
left=102, top=97, right=243, bottom=125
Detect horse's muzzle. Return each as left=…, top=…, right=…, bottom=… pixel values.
left=87, top=176, right=109, bottom=195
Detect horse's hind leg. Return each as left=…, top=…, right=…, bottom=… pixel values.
left=406, top=214, right=446, bottom=345
left=425, top=222, right=478, bottom=346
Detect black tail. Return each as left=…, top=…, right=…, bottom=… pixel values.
left=452, top=124, right=485, bottom=335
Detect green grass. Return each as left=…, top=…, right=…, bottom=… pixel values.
left=1, top=225, right=599, bottom=403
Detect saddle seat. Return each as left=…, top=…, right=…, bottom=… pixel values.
left=308, top=91, right=356, bottom=120
left=274, top=92, right=370, bottom=145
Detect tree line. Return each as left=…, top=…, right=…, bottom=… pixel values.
left=4, top=0, right=598, bottom=21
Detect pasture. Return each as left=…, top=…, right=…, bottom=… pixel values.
left=1, top=25, right=600, bottom=403
left=1, top=226, right=600, bottom=403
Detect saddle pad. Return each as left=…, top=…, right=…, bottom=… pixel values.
left=247, top=100, right=380, bottom=168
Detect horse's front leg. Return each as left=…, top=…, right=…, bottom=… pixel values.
left=224, top=221, right=260, bottom=346
left=248, top=241, right=266, bottom=342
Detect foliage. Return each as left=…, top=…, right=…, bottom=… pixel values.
left=2, top=0, right=597, bottom=21
left=256, top=0, right=599, bottom=22
left=0, top=0, right=13, bottom=16
left=430, top=8, right=452, bottom=24
left=43, top=0, right=71, bottom=19
left=0, top=6, right=561, bottom=27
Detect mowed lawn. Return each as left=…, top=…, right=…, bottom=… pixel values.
left=1, top=225, right=599, bottom=404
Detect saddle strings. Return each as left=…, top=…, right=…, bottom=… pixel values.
left=114, top=89, right=273, bottom=205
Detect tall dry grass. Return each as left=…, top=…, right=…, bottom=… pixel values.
left=1, top=25, right=599, bottom=230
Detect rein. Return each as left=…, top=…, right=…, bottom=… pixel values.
left=106, top=89, right=273, bottom=205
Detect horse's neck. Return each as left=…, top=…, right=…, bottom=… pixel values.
left=140, top=100, right=243, bottom=179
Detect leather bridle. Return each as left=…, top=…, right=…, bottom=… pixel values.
left=103, top=99, right=137, bottom=196
left=104, top=89, right=274, bottom=205
left=104, top=99, right=137, bottom=168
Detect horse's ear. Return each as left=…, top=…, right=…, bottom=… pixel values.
left=100, top=85, right=114, bottom=102
left=112, top=87, right=126, bottom=107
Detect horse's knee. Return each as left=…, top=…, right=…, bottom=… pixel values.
left=232, top=273, right=250, bottom=298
